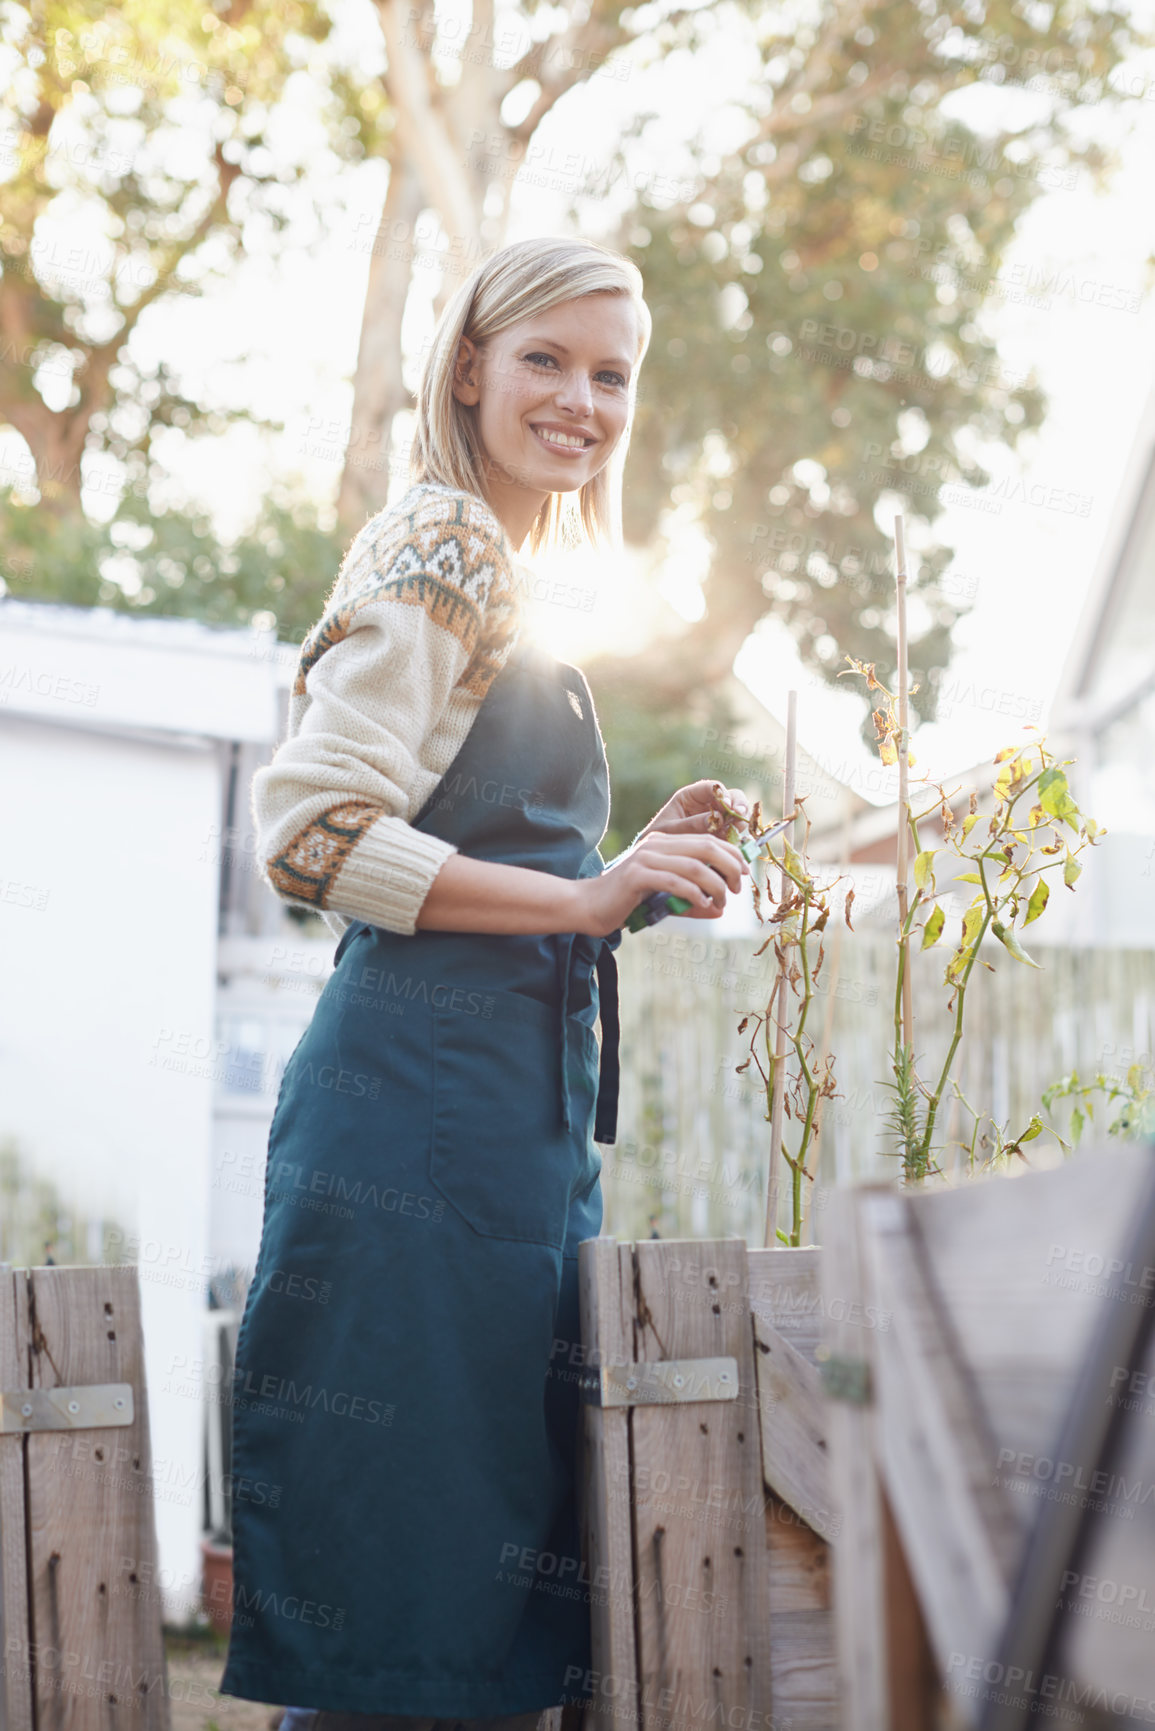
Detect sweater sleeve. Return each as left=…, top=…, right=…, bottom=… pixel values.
left=251, top=492, right=519, bottom=936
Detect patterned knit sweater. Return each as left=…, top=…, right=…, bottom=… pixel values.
left=252, top=482, right=524, bottom=940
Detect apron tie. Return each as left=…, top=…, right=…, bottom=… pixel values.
left=554, top=932, right=621, bottom=1146
left=557, top=933, right=576, bottom=1135
left=593, top=940, right=620, bottom=1147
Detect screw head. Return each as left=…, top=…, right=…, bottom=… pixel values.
left=67, top=1400, right=80, bottom=1414
left=21, top=1402, right=32, bottom=1418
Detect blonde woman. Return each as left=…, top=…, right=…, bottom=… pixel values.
left=220, top=236, right=750, bottom=1731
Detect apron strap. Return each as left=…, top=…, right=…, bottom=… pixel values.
left=593, top=941, right=620, bottom=1147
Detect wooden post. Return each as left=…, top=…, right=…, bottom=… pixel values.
left=764, top=690, right=797, bottom=1248
left=893, top=516, right=914, bottom=1060
left=0, top=1270, right=34, bottom=1730
left=0, top=1265, right=170, bottom=1731
left=579, top=1238, right=774, bottom=1731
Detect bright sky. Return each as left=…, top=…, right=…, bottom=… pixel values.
left=9, top=4, right=1155, bottom=807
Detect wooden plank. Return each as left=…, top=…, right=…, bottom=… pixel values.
left=764, top=1492, right=835, bottom=1730
left=752, top=1310, right=834, bottom=1541
left=748, top=1247, right=825, bottom=1363
left=862, top=1191, right=1017, bottom=1682
left=820, top=1188, right=885, bottom=1731
left=24, top=1266, right=170, bottom=1731
left=0, top=1269, right=34, bottom=1731
left=578, top=1238, right=638, bottom=1731
left=630, top=1239, right=772, bottom=1731
left=908, top=1148, right=1151, bottom=1471
left=764, top=1490, right=830, bottom=1615
left=879, top=1482, right=939, bottom=1731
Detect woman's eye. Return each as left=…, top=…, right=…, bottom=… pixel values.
left=523, top=352, right=558, bottom=368
left=597, top=371, right=627, bottom=388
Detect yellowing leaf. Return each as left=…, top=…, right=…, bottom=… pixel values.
left=921, top=905, right=945, bottom=949
left=913, top=849, right=936, bottom=890
left=954, top=871, right=983, bottom=884
left=961, top=904, right=985, bottom=949
left=1024, top=878, right=1049, bottom=925
left=993, top=746, right=1018, bottom=764
left=962, top=813, right=980, bottom=838
left=1063, top=852, right=1082, bottom=889
left=879, top=737, right=897, bottom=767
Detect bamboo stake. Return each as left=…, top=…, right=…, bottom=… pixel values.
left=764, top=689, right=796, bottom=1248
left=894, top=515, right=914, bottom=1056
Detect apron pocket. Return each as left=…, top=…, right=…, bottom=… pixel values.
left=430, top=989, right=582, bottom=1249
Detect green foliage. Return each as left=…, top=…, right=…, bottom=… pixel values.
left=845, top=654, right=1104, bottom=1180
left=605, top=0, right=1142, bottom=727
left=0, top=483, right=346, bottom=644
left=0, top=0, right=371, bottom=509
left=1042, top=1067, right=1155, bottom=1147
left=593, top=672, right=743, bottom=860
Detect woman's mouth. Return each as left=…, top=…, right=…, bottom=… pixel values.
left=530, top=425, right=595, bottom=457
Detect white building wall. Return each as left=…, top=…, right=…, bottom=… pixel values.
left=0, top=710, right=220, bottom=1616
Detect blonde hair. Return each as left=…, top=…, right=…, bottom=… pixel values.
left=410, top=237, right=651, bottom=555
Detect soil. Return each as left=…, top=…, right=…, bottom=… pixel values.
left=165, top=1632, right=284, bottom=1731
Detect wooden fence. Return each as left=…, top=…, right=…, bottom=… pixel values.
left=0, top=1266, right=168, bottom=1731
left=578, top=1144, right=1155, bottom=1731
left=607, top=936, right=1155, bottom=1244
left=578, top=1235, right=836, bottom=1731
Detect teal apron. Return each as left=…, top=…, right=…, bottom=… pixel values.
left=220, top=635, right=621, bottom=1718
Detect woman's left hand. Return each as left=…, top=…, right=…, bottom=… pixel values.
left=631, top=779, right=749, bottom=846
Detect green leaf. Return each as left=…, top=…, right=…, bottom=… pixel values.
left=954, top=871, right=983, bottom=884
left=1070, top=1106, right=1085, bottom=1143
left=1063, top=852, right=1082, bottom=889
left=1019, top=1114, right=1044, bottom=1143
left=1024, top=878, right=1049, bottom=925
left=1038, top=767, right=1079, bottom=829
left=992, top=920, right=1042, bottom=969
left=921, top=905, right=945, bottom=949
left=913, top=849, right=936, bottom=890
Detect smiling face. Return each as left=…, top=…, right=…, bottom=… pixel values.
left=451, top=292, right=641, bottom=549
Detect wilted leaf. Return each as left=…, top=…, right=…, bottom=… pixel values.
left=993, top=746, right=1018, bottom=764
left=921, top=905, right=945, bottom=949
left=1024, top=878, right=1049, bottom=925
left=782, top=842, right=807, bottom=881
left=879, top=736, right=897, bottom=767
left=992, top=920, right=1042, bottom=969
left=843, top=888, right=855, bottom=932
left=1063, top=852, right=1082, bottom=889
left=913, top=849, right=936, bottom=890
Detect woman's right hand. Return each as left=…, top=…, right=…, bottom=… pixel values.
left=572, top=831, right=751, bottom=938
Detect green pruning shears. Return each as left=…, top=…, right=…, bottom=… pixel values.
left=625, top=811, right=797, bottom=934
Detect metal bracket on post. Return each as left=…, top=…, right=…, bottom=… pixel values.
left=0, top=1383, right=135, bottom=1432
left=580, top=1356, right=739, bottom=1408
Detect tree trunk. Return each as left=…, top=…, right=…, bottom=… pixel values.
left=335, top=149, right=426, bottom=539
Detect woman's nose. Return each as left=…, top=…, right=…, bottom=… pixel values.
left=554, top=368, right=594, bottom=414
